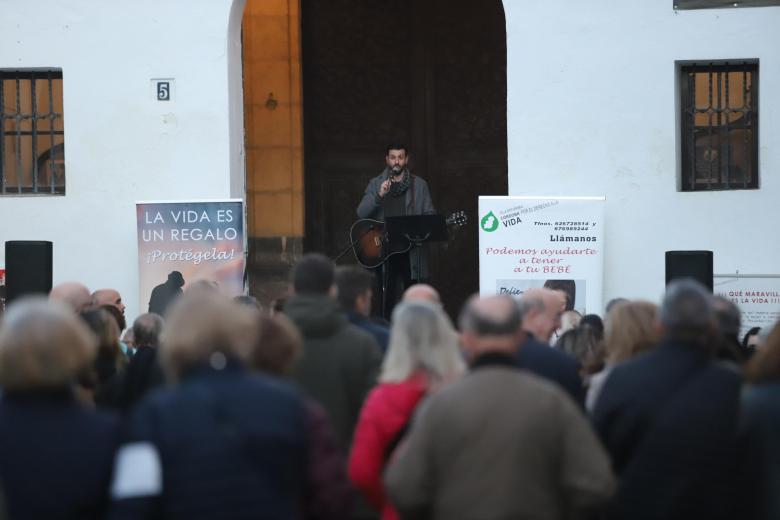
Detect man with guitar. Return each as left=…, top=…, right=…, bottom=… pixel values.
left=356, top=144, right=435, bottom=316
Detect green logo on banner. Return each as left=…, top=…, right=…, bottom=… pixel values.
left=480, top=211, right=499, bottom=232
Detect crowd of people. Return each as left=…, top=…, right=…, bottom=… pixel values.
left=0, top=253, right=778, bottom=519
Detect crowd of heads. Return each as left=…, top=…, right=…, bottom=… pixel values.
left=1, top=255, right=779, bottom=518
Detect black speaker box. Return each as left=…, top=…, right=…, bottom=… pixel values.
left=665, top=250, right=713, bottom=292
left=5, top=241, right=53, bottom=304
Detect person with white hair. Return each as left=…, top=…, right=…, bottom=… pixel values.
left=0, top=297, right=119, bottom=518
left=402, top=284, right=441, bottom=305
left=517, top=288, right=585, bottom=405
left=349, top=301, right=464, bottom=520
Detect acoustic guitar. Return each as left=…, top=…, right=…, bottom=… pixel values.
left=350, top=210, right=468, bottom=268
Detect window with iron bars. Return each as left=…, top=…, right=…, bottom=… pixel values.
left=1, top=69, right=65, bottom=195
left=679, top=60, right=758, bottom=191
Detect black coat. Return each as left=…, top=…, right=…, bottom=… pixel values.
left=517, top=335, right=585, bottom=406
left=0, top=390, right=119, bottom=519
left=109, top=363, right=309, bottom=520
left=116, top=346, right=166, bottom=413
left=148, top=281, right=182, bottom=317
left=347, top=311, right=390, bottom=355
left=592, top=338, right=743, bottom=520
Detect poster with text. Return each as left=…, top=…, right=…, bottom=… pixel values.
left=478, top=196, right=605, bottom=314
left=715, top=276, right=780, bottom=339
left=136, top=200, right=245, bottom=315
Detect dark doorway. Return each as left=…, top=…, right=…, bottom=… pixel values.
left=302, top=0, right=507, bottom=316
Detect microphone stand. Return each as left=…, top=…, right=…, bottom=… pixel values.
left=404, top=232, right=430, bottom=286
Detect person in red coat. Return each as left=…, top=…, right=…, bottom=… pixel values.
left=349, top=301, right=465, bottom=520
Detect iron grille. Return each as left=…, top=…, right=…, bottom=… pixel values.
left=0, top=69, right=65, bottom=195
left=680, top=61, right=758, bottom=191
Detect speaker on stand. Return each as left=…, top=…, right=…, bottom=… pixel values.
left=4, top=241, right=53, bottom=305
left=665, top=250, right=713, bottom=292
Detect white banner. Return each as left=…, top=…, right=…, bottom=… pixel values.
left=478, top=196, right=605, bottom=315
left=714, top=275, right=780, bottom=338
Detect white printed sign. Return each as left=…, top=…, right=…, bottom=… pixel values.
left=478, top=196, right=605, bottom=314
left=715, top=275, right=780, bottom=339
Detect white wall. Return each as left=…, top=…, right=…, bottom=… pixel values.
left=0, top=0, right=246, bottom=320
left=503, top=0, right=780, bottom=307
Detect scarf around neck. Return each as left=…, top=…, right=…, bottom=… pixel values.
left=386, top=167, right=411, bottom=198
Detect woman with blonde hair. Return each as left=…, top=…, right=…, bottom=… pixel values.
left=349, top=301, right=465, bottom=520
left=586, top=300, right=661, bottom=412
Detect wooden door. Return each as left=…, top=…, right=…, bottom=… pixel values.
left=302, top=0, right=507, bottom=316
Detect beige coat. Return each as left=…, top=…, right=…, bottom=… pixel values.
left=385, top=360, right=615, bottom=520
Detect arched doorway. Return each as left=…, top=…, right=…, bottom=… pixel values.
left=301, top=0, right=508, bottom=316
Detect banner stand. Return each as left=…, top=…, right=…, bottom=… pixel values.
left=478, top=196, right=605, bottom=315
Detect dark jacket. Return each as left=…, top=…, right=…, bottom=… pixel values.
left=285, top=295, right=382, bottom=450
left=0, top=390, right=119, bottom=520
left=109, top=364, right=309, bottom=520
left=593, top=338, right=743, bottom=520
left=117, top=345, right=166, bottom=413
left=740, top=382, right=780, bottom=520
left=94, top=353, right=123, bottom=410
left=517, top=335, right=585, bottom=406
left=148, top=281, right=182, bottom=317
left=347, top=312, right=390, bottom=355
left=303, top=399, right=355, bottom=520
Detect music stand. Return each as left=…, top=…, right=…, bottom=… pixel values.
left=385, top=215, right=448, bottom=246
left=382, top=214, right=448, bottom=315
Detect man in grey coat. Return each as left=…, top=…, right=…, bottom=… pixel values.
left=284, top=253, right=382, bottom=451
left=357, top=144, right=435, bottom=316
left=385, top=295, right=615, bottom=520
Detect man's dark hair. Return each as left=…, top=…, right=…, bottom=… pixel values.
left=99, top=304, right=126, bottom=332
left=543, top=280, right=576, bottom=311
left=605, top=297, right=628, bottom=314
left=386, top=143, right=408, bottom=156
left=292, top=253, right=335, bottom=295
left=133, top=313, right=164, bottom=348
left=167, top=271, right=185, bottom=287
left=712, top=295, right=741, bottom=338
left=335, top=266, right=374, bottom=311
left=742, top=327, right=761, bottom=349
left=459, top=296, right=522, bottom=337
left=580, top=314, right=604, bottom=340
